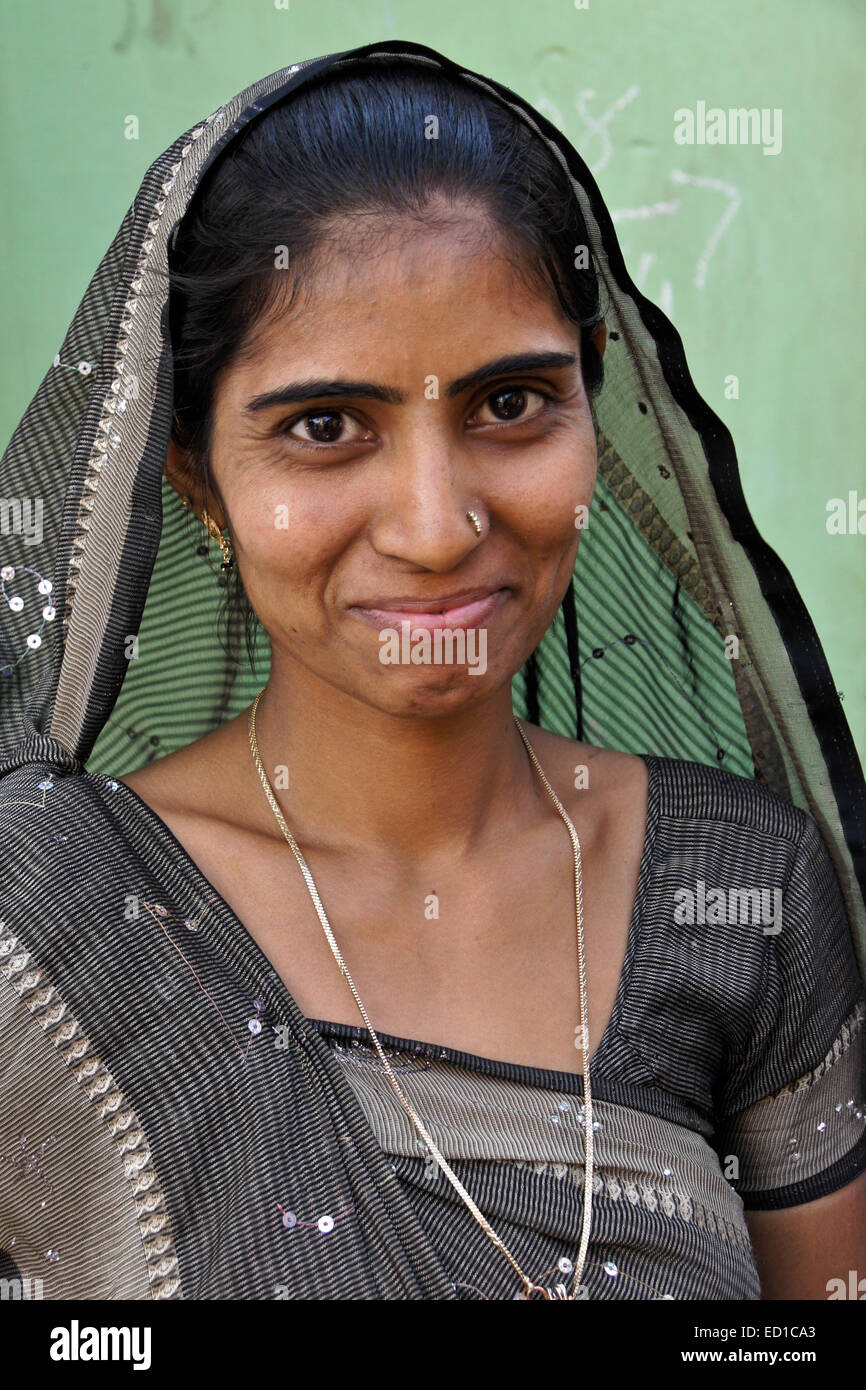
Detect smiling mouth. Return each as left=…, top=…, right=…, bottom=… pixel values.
left=348, top=588, right=509, bottom=630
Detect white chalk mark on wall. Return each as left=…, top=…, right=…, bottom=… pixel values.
left=670, top=171, right=741, bottom=290
left=530, top=69, right=744, bottom=315
left=630, top=252, right=675, bottom=318
left=575, top=85, right=641, bottom=174
left=612, top=200, right=680, bottom=221
left=611, top=203, right=679, bottom=316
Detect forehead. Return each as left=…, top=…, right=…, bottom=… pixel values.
left=225, top=213, right=578, bottom=386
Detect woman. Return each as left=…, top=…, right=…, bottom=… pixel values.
left=0, top=39, right=864, bottom=1302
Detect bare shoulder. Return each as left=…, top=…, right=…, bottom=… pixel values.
left=117, top=709, right=249, bottom=818
left=517, top=720, right=647, bottom=789
left=517, top=722, right=649, bottom=839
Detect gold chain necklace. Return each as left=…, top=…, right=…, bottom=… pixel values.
left=248, top=690, right=594, bottom=1300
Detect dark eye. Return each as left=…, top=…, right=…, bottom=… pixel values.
left=286, top=411, right=354, bottom=445
left=473, top=386, right=551, bottom=425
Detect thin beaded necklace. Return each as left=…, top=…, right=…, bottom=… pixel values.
left=248, top=691, right=594, bottom=1300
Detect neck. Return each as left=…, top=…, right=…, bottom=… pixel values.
left=248, top=657, right=543, bottom=871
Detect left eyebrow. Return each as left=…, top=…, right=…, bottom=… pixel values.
left=242, top=351, right=578, bottom=414
left=444, top=351, right=577, bottom=398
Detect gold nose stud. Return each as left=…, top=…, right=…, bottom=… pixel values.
left=466, top=510, right=483, bottom=537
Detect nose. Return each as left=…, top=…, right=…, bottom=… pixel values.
left=369, top=427, right=485, bottom=572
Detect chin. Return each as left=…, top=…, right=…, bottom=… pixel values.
left=363, top=668, right=503, bottom=720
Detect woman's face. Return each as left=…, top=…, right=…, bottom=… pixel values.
left=169, top=209, right=603, bottom=719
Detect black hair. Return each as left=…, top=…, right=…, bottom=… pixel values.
left=168, top=58, right=606, bottom=716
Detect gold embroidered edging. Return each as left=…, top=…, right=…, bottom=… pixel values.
left=61, top=111, right=228, bottom=634
left=596, top=432, right=720, bottom=629
left=773, top=1001, right=866, bottom=1099
left=0, top=933, right=182, bottom=1299
left=509, top=1158, right=751, bottom=1252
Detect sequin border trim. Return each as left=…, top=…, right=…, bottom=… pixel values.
left=61, top=111, right=226, bottom=634
left=0, top=932, right=183, bottom=1299
left=774, top=1000, right=865, bottom=1098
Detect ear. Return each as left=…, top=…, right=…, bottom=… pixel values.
left=592, top=320, right=607, bottom=359
left=164, top=434, right=227, bottom=530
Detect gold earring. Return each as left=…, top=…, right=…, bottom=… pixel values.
left=201, top=508, right=234, bottom=573
left=466, top=509, right=483, bottom=537
left=181, top=495, right=234, bottom=573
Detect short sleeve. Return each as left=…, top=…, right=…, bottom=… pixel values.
left=715, top=811, right=866, bottom=1210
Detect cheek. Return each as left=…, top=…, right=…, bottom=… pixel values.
left=233, top=484, right=354, bottom=580
left=497, top=435, right=597, bottom=550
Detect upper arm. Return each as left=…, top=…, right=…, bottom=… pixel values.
left=713, top=812, right=866, bottom=1289
left=745, top=1168, right=866, bottom=1299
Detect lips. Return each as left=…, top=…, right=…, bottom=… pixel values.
left=349, top=587, right=508, bottom=631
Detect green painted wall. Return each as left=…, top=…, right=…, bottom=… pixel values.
left=2, top=0, right=863, bottom=763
